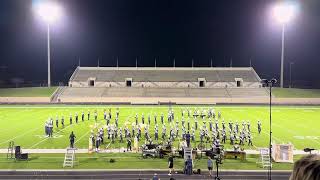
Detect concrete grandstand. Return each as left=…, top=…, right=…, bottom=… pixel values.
left=54, top=67, right=269, bottom=104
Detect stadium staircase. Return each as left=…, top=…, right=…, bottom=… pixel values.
left=63, top=148, right=76, bottom=168
left=258, top=148, right=272, bottom=169
left=225, top=88, right=232, bottom=98
left=51, top=86, right=67, bottom=103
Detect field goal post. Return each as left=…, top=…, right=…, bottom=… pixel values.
left=272, top=143, right=294, bottom=163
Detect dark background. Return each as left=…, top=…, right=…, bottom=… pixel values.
left=0, top=0, right=319, bottom=88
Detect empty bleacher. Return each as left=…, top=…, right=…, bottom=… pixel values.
left=227, top=88, right=269, bottom=97
left=60, top=87, right=105, bottom=97
left=70, top=67, right=260, bottom=83
left=59, top=87, right=268, bottom=98
left=103, top=87, right=144, bottom=97
left=59, top=66, right=268, bottom=103
left=187, top=88, right=230, bottom=97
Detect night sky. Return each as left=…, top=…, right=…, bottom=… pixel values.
left=0, top=0, right=319, bottom=88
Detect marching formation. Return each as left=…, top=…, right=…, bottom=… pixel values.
left=44, top=107, right=262, bottom=151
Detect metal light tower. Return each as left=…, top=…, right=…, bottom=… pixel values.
left=35, top=1, right=62, bottom=87
left=272, top=2, right=296, bottom=88
left=289, top=62, right=294, bottom=88
left=261, top=78, right=277, bottom=180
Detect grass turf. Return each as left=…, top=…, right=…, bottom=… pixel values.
left=0, top=87, right=57, bottom=97
left=0, top=105, right=319, bottom=150
left=0, top=153, right=297, bottom=170
left=272, top=88, right=320, bottom=98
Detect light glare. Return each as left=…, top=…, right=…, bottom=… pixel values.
left=35, top=1, right=61, bottom=24
left=272, top=3, right=296, bottom=24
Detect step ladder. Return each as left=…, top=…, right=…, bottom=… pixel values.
left=63, top=148, right=76, bottom=167
left=184, top=147, right=192, bottom=161
left=7, top=141, right=14, bottom=159
left=184, top=147, right=193, bottom=167
left=259, top=148, right=272, bottom=168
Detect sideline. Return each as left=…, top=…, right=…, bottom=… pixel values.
left=0, top=148, right=316, bottom=155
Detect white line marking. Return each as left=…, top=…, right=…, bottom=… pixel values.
left=29, top=124, right=74, bottom=148
left=255, top=110, right=320, bottom=147
left=0, top=127, right=41, bottom=145
left=1, top=106, right=320, bottom=109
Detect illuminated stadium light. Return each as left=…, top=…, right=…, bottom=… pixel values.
left=272, top=2, right=296, bottom=24
left=271, top=2, right=297, bottom=88
left=35, top=1, right=62, bottom=24
left=34, top=1, right=62, bottom=87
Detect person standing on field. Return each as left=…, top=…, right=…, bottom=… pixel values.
left=81, top=111, right=85, bottom=122
left=94, top=110, right=98, bottom=122
left=75, top=112, right=78, bottom=123
left=186, top=156, right=193, bottom=175
left=207, top=156, right=213, bottom=177
left=55, top=116, right=59, bottom=128
left=127, top=138, right=132, bottom=151
left=168, top=155, right=174, bottom=176
left=69, top=131, right=76, bottom=148
left=69, top=113, right=72, bottom=125
left=61, top=116, right=64, bottom=127
left=257, top=120, right=262, bottom=134
left=48, top=118, right=53, bottom=137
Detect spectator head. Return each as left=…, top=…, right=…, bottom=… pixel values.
left=290, top=154, right=320, bottom=180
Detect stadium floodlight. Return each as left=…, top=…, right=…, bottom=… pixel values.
left=261, top=78, right=277, bottom=180
left=34, top=1, right=62, bottom=87
left=272, top=2, right=297, bottom=88
left=35, top=1, right=62, bottom=24
left=272, top=3, right=296, bottom=24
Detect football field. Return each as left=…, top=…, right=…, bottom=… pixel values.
left=0, top=105, right=319, bottom=150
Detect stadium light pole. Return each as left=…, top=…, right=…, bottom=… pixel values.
left=272, top=2, right=296, bottom=88
left=34, top=1, right=62, bottom=87
left=261, top=78, right=277, bottom=180
left=289, top=62, right=294, bottom=88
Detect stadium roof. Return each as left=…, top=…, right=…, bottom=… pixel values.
left=70, top=67, right=261, bottom=82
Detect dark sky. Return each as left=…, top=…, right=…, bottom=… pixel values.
left=0, top=0, right=320, bottom=88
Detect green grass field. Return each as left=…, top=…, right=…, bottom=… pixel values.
left=0, top=87, right=57, bottom=97
left=273, top=88, right=320, bottom=98
left=0, top=105, right=319, bottom=150
left=0, top=153, right=297, bottom=170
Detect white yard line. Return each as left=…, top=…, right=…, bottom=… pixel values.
left=74, top=130, right=91, bottom=144
left=272, top=122, right=320, bottom=146
left=255, top=109, right=320, bottom=147
left=0, top=108, right=51, bottom=134
left=244, top=110, right=284, bottom=143
left=288, top=110, right=319, bottom=133
left=29, top=124, right=74, bottom=149
left=1, top=106, right=320, bottom=109
left=0, top=127, right=41, bottom=146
